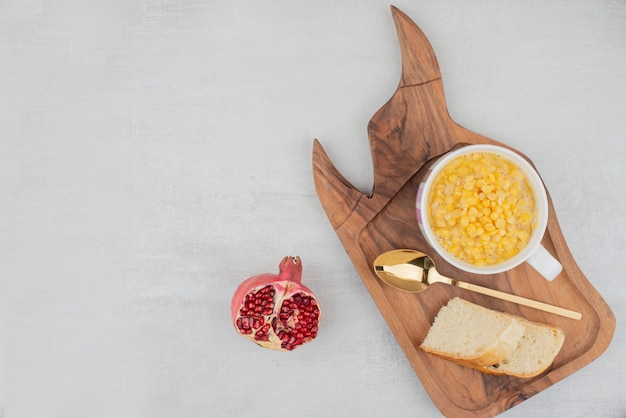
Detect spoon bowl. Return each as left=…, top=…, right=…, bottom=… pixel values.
left=373, top=249, right=581, bottom=320
left=374, top=249, right=431, bottom=292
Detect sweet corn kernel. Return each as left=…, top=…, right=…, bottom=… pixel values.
left=427, top=151, right=537, bottom=266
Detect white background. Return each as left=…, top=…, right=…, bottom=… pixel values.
left=1, top=1, right=625, bottom=417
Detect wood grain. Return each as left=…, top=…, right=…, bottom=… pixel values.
left=312, top=6, right=615, bottom=417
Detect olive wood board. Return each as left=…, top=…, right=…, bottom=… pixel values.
left=312, top=7, right=615, bottom=418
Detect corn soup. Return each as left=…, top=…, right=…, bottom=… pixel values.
left=427, top=151, right=537, bottom=266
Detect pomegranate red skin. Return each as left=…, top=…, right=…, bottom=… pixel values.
left=231, top=256, right=321, bottom=351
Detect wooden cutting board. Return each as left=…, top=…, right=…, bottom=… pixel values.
left=312, top=7, right=615, bottom=417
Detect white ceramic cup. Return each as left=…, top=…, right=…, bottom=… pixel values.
left=416, top=144, right=562, bottom=280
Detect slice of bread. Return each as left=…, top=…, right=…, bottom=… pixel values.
left=420, top=297, right=565, bottom=378
left=420, top=297, right=526, bottom=367
left=480, top=316, right=565, bottom=377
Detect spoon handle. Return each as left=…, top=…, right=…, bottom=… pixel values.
left=455, top=281, right=582, bottom=320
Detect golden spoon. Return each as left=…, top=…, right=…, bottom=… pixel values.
left=373, top=249, right=581, bottom=320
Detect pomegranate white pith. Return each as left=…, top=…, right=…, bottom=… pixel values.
left=231, top=256, right=321, bottom=351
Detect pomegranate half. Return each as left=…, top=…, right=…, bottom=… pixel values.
left=231, top=256, right=321, bottom=351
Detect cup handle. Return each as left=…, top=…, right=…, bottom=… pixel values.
left=527, top=245, right=562, bottom=281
